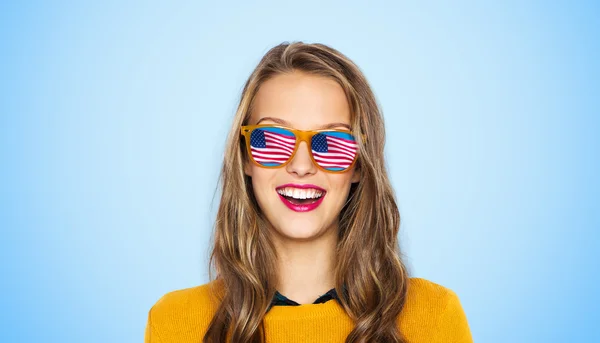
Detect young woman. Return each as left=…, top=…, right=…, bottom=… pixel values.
left=145, top=42, right=473, bottom=343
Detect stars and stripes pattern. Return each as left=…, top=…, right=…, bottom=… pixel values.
left=249, top=127, right=296, bottom=166
left=248, top=127, right=358, bottom=171
left=311, top=132, right=358, bottom=171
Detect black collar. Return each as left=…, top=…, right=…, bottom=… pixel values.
left=267, top=285, right=348, bottom=312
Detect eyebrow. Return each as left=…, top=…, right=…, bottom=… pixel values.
left=255, top=116, right=352, bottom=130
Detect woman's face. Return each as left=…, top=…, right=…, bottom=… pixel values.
left=245, top=71, right=360, bottom=241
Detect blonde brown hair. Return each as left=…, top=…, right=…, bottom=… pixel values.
left=205, top=41, right=409, bottom=343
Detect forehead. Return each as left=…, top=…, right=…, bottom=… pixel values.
left=250, top=71, right=351, bottom=130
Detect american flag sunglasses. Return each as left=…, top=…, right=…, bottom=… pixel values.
left=240, top=124, right=364, bottom=173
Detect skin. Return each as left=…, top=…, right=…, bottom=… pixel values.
left=244, top=70, right=360, bottom=304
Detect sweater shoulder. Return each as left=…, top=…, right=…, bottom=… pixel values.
left=147, top=280, right=222, bottom=338
left=405, top=277, right=459, bottom=305
left=399, top=277, right=471, bottom=341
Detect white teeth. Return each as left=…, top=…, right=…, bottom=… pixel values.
left=277, top=187, right=324, bottom=199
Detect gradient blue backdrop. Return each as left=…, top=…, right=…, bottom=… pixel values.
left=1, top=1, right=598, bottom=342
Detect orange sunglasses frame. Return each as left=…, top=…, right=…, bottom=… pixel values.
left=240, top=124, right=365, bottom=173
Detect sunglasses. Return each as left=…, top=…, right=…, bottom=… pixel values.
left=240, top=124, right=363, bottom=173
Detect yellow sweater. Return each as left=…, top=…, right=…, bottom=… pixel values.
left=145, top=277, right=473, bottom=342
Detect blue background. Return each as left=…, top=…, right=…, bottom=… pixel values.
left=1, top=1, right=598, bottom=342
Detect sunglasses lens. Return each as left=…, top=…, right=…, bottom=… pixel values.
left=249, top=127, right=296, bottom=167
left=311, top=131, right=358, bottom=171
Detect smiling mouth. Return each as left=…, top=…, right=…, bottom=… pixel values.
left=275, top=185, right=326, bottom=212
left=276, top=190, right=324, bottom=205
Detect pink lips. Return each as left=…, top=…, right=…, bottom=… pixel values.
left=276, top=183, right=326, bottom=212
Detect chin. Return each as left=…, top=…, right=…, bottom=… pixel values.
left=272, top=220, right=325, bottom=241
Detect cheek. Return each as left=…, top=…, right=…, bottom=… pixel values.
left=326, top=173, right=355, bottom=201
left=249, top=166, right=277, bottom=204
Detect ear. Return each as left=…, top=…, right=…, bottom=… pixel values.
left=244, top=159, right=253, bottom=177
left=350, top=165, right=360, bottom=183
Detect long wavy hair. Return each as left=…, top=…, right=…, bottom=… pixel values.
left=205, top=41, right=410, bottom=343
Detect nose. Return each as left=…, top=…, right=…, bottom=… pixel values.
left=286, top=141, right=317, bottom=177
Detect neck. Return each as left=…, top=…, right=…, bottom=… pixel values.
left=271, top=226, right=338, bottom=305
